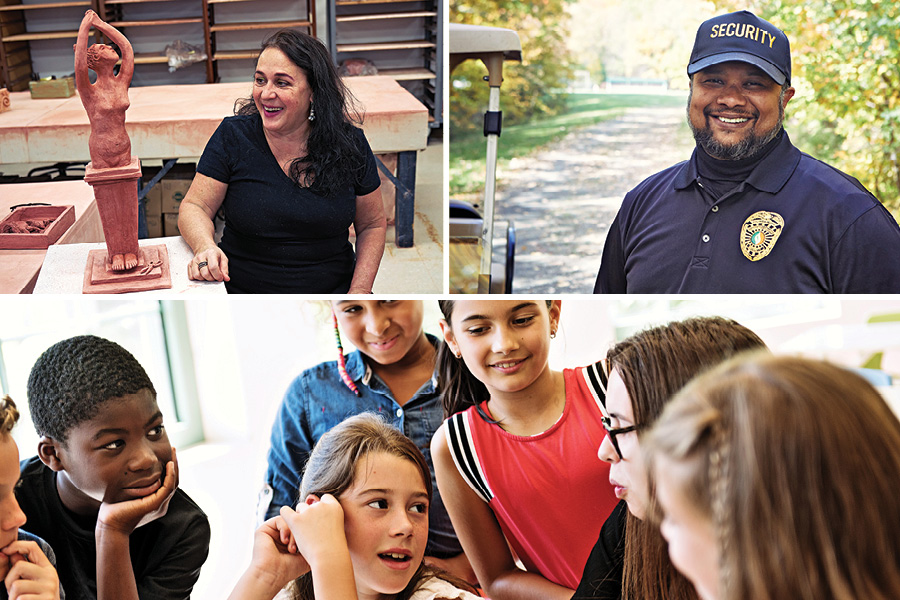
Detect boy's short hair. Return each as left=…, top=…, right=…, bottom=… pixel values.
left=27, top=335, right=155, bottom=444
left=0, top=395, right=19, bottom=434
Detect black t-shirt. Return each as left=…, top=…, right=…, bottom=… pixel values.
left=571, top=500, right=627, bottom=600
left=15, top=456, right=210, bottom=600
left=197, top=114, right=381, bottom=293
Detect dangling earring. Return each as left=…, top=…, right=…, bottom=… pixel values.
left=308, top=101, right=315, bottom=122
left=550, top=330, right=557, bottom=339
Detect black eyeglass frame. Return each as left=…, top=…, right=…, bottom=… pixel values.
left=601, top=416, right=643, bottom=460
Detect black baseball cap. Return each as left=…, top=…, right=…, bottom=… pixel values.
left=687, top=11, right=791, bottom=85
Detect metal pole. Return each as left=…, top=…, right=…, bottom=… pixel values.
left=479, top=53, right=504, bottom=293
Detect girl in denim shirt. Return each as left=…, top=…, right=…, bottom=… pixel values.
left=263, top=301, right=473, bottom=583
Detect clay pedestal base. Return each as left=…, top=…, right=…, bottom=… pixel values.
left=84, top=157, right=142, bottom=269
left=82, top=244, right=172, bottom=294
left=82, top=157, right=171, bottom=292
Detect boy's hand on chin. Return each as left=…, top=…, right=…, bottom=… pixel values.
left=98, top=448, right=178, bottom=535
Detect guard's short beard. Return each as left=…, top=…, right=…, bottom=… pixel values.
left=687, top=86, right=786, bottom=160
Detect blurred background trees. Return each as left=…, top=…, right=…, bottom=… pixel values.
left=729, top=0, right=900, bottom=216
left=450, top=0, right=574, bottom=132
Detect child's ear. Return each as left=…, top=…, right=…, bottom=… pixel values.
left=304, top=494, right=321, bottom=505
left=548, top=301, right=562, bottom=332
left=439, top=319, right=459, bottom=357
left=37, top=436, right=65, bottom=472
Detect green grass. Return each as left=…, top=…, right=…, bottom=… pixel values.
left=450, top=93, right=687, bottom=196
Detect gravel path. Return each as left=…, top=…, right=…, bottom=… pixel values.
left=493, top=102, right=696, bottom=293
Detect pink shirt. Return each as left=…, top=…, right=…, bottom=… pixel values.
left=443, top=363, right=618, bottom=589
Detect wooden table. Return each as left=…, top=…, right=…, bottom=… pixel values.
left=0, top=77, right=429, bottom=246
left=0, top=180, right=101, bottom=294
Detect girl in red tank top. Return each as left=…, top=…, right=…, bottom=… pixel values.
left=431, top=300, right=617, bottom=600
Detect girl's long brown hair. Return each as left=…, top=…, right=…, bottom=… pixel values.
left=608, top=317, right=767, bottom=600
left=646, top=355, right=900, bottom=600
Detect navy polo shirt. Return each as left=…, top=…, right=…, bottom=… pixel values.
left=594, top=132, right=900, bottom=293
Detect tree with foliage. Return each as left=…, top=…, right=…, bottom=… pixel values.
left=717, top=0, right=900, bottom=218
left=451, top=0, right=575, bottom=134
left=567, top=0, right=718, bottom=90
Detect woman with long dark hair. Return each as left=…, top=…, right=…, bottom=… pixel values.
left=179, top=30, right=385, bottom=293
left=572, top=317, right=766, bottom=600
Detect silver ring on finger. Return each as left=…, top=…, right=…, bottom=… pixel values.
left=197, top=261, right=209, bottom=269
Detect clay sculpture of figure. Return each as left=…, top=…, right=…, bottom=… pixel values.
left=75, top=10, right=137, bottom=270
left=74, top=10, right=170, bottom=292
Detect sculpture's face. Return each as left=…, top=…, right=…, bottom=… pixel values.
left=86, top=44, right=119, bottom=71
left=253, top=47, right=313, bottom=138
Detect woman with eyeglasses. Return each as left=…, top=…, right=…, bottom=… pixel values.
left=572, top=317, right=766, bottom=600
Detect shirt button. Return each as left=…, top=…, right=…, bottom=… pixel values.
left=702, top=234, right=710, bottom=242
left=711, top=206, right=719, bottom=212
left=396, top=408, right=404, bottom=418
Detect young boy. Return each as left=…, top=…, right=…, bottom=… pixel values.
left=0, top=395, right=61, bottom=600
left=16, top=335, right=210, bottom=600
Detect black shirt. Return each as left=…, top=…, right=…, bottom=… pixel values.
left=15, top=457, right=210, bottom=600
left=571, top=500, right=627, bottom=600
left=197, top=114, right=381, bottom=293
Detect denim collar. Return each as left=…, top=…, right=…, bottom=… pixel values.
left=343, top=333, right=440, bottom=391
left=674, top=129, right=802, bottom=194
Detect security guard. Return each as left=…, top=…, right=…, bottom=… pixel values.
left=594, top=10, right=900, bottom=293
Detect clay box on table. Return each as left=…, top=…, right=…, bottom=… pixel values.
left=0, top=205, right=75, bottom=249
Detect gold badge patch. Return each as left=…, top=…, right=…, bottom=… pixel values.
left=740, top=211, right=784, bottom=261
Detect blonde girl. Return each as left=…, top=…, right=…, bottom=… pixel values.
left=645, top=354, right=900, bottom=600
left=231, top=413, right=478, bottom=600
